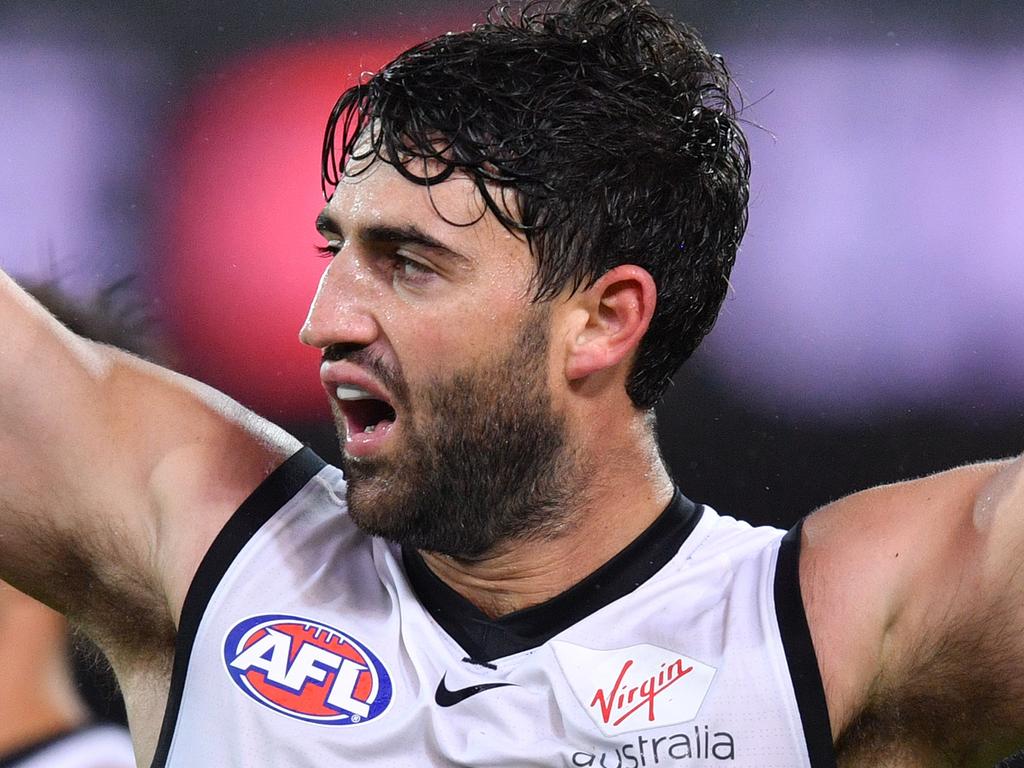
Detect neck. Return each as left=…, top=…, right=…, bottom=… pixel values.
left=419, top=410, right=674, bottom=618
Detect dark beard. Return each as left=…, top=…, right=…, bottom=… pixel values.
left=337, top=319, right=581, bottom=558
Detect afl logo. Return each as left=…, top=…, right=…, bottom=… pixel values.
left=224, top=614, right=392, bottom=725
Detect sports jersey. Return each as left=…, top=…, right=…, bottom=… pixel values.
left=0, top=724, right=135, bottom=768
left=150, top=448, right=835, bottom=767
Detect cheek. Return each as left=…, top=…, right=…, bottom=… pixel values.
left=394, top=321, right=484, bottom=375
left=395, top=299, right=524, bottom=360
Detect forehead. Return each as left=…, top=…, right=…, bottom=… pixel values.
left=321, top=157, right=531, bottom=276
left=328, top=156, right=482, bottom=224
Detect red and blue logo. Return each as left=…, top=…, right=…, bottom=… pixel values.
left=223, top=614, right=392, bottom=725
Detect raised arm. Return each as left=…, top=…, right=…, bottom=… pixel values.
left=801, top=455, right=1024, bottom=765
left=0, top=268, right=301, bottom=646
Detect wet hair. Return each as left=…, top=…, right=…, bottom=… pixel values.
left=322, top=0, right=750, bottom=409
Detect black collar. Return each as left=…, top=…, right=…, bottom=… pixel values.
left=402, top=490, right=702, bottom=663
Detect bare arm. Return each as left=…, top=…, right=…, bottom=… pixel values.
left=802, top=456, right=1024, bottom=765
left=0, top=268, right=301, bottom=649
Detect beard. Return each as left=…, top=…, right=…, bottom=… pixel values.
left=336, top=316, right=584, bottom=559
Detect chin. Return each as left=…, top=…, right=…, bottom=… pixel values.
left=339, top=455, right=411, bottom=536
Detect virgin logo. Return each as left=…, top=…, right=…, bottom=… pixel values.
left=553, top=641, right=716, bottom=736
left=590, top=658, right=694, bottom=727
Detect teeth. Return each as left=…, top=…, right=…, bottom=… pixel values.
left=364, top=424, right=376, bottom=434
left=336, top=384, right=374, bottom=401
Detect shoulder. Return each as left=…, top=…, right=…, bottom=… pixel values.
left=799, top=459, right=1018, bottom=750
left=143, top=391, right=306, bottom=611
left=153, top=437, right=335, bottom=621
left=688, top=504, right=786, bottom=553
left=88, top=385, right=308, bottom=664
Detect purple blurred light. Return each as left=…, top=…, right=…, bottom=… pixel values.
left=703, top=45, right=1024, bottom=420
left=0, top=39, right=158, bottom=293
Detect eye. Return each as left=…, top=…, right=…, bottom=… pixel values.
left=392, top=253, right=436, bottom=284
left=314, top=239, right=342, bottom=258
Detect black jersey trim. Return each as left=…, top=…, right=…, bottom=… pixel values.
left=402, top=490, right=703, bottom=663
left=148, top=446, right=326, bottom=768
left=0, top=723, right=117, bottom=768
left=774, top=519, right=837, bottom=768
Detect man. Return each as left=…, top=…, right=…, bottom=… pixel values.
left=0, top=1, right=1021, bottom=767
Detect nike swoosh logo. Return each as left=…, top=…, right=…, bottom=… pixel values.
left=434, top=674, right=515, bottom=707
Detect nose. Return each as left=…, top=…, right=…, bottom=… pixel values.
left=299, top=252, right=379, bottom=350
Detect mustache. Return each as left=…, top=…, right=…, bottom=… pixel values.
left=322, top=343, right=409, bottom=405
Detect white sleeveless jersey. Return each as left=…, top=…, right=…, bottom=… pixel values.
left=2, top=725, right=136, bottom=768
left=150, top=449, right=835, bottom=768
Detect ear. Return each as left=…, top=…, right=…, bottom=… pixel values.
left=563, top=265, right=657, bottom=383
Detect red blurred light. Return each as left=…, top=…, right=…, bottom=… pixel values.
left=160, top=27, right=461, bottom=422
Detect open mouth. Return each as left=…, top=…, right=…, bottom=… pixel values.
left=335, top=384, right=398, bottom=441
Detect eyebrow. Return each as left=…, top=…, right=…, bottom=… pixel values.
left=315, top=212, right=471, bottom=266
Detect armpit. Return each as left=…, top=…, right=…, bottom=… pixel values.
left=835, top=600, right=1024, bottom=767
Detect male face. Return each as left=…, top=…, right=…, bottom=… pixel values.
left=301, top=159, right=583, bottom=558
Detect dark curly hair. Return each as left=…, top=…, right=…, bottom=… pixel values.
left=322, top=0, right=750, bottom=409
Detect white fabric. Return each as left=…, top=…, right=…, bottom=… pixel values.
left=10, top=725, right=135, bottom=768
left=164, top=466, right=810, bottom=767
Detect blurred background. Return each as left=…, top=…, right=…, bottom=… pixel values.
left=1, top=0, right=1022, bottom=753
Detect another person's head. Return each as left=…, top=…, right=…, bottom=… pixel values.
left=304, top=0, right=750, bottom=556
left=24, top=278, right=159, bottom=360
